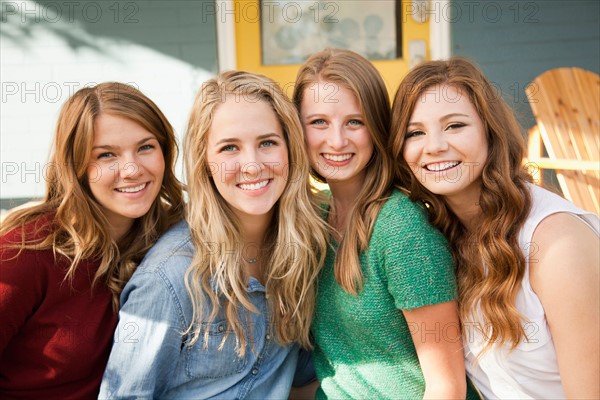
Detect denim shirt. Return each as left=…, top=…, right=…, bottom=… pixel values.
left=99, top=220, right=314, bottom=399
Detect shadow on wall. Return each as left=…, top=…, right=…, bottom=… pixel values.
left=0, top=0, right=218, bottom=72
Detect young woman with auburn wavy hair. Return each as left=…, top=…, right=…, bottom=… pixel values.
left=0, top=82, right=184, bottom=399
left=100, top=71, right=329, bottom=399
left=293, top=48, right=479, bottom=399
left=390, top=57, right=599, bottom=399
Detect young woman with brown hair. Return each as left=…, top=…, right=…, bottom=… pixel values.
left=391, top=57, right=599, bottom=399
left=0, top=82, right=184, bottom=399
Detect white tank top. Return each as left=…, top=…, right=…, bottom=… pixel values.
left=463, top=183, right=599, bottom=399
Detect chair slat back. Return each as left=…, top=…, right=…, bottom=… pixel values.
left=526, top=68, right=600, bottom=214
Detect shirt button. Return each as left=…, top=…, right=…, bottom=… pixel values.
left=266, top=334, right=271, bottom=340
left=218, top=325, right=224, bottom=332
left=252, top=368, right=259, bottom=375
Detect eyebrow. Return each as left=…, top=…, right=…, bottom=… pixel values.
left=303, top=113, right=363, bottom=120
left=214, top=132, right=282, bottom=146
left=408, top=113, right=470, bottom=126
left=92, top=136, right=157, bottom=150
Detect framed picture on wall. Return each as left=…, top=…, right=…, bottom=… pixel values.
left=260, top=0, right=402, bottom=65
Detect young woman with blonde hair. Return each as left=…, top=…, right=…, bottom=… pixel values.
left=100, top=71, right=329, bottom=398
left=293, top=48, right=479, bottom=399
left=0, top=82, right=184, bottom=399
left=391, top=57, right=599, bottom=399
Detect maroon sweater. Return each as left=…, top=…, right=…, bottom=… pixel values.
left=0, top=217, right=117, bottom=399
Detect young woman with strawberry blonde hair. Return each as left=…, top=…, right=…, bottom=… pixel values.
left=391, top=57, right=599, bottom=399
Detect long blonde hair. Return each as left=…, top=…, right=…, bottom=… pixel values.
left=293, top=48, right=393, bottom=295
left=0, top=82, right=185, bottom=310
left=390, top=58, right=533, bottom=352
left=183, top=71, right=329, bottom=354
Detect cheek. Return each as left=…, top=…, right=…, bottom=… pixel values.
left=304, top=129, right=320, bottom=153
left=402, top=142, right=419, bottom=165
left=268, top=148, right=289, bottom=177
left=153, top=154, right=166, bottom=181
left=207, top=154, right=232, bottom=183
left=86, top=163, right=112, bottom=189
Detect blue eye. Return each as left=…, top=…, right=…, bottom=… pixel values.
left=348, top=119, right=364, bottom=126
left=139, top=144, right=155, bottom=151
left=98, top=152, right=114, bottom=159
left=220, top=144, right=237, bottom=152
left=310, top=119, right=326, bottom=126
left=260, top=140, right=277, bottom=148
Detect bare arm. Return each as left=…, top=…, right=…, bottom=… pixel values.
left=530, top=212, right=599, bottom=399
left=289, top=380, right=319, bottom=400
left=403, top=301, right=467, bottom=399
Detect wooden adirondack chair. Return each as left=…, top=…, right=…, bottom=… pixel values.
left=525, top=67, right=600, bottom=214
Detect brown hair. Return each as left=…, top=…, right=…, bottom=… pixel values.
left=390, top=57, right=533, bottom=352
left=1, top=82, right=185, bottom=310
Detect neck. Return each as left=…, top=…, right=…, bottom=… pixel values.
left=239, top=212, right=271, bottom=247
left=238, top=212, right=273, bottom=282
left=108, top=220, right=135, bottom=243
left=444, top=186, right=482, bottom=232
left=327, top=175, right=365, bottom=235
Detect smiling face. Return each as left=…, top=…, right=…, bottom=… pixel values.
left=300, top=81, right=374, bottom=189
left=87, top=113, right=165, bottom=239
left=206, top=97, right=289, bottom=224
left=402, top=84, right=488, bottom=205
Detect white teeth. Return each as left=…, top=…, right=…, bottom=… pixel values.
left=425, top=161, right=460, bottom=172
left=239, top=180, right=269, bottom=191
left=323, top=153, right=352, bottom=162
left=116, top=183, right=147, bottom=193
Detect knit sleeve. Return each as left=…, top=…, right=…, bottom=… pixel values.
left=375, top=191, right=457, bottom=310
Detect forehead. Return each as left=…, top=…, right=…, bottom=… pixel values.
left=300, top=81, right=360, bottom=111
left=93, top=113, right=153, bottom=140
left=208, top=97, right=282, bottom=142
left=412, top=84, right=477, bottom=117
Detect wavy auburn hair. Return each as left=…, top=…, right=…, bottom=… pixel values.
left=183, top=71, right=329, bottom=354
left=293, top=48, right=393, bottom=295
left=0, top=82, right=185, bottom=310
left=390, top=58, right=533, bottom=352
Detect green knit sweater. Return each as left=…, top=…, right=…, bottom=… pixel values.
left=312, top=189, right=478, bottom=399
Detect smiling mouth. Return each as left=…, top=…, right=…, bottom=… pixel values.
left=424, top=161, right=461, bottom=172
left=115, top=183, right=147, bottom=193
left=238, top=179, right=270, bottom=191
left=322, top=153, right=353, bottom=162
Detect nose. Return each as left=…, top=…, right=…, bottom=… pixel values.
left=240, top=148, right=264, bottom=180
left=423, top=132, right=448, bottom=154
left=120, top=153, right=144, bottom=180
left=326, top=125, right=348, bottom=150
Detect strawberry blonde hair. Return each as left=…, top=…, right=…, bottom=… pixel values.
left=293, top=48, right=393, bottom=295
left=1, top=82, right=185, bottom=310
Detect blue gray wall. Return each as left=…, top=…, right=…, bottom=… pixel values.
left=1, top=0, right=218, bottom=209
left=451, top=0, right=599, bottom=131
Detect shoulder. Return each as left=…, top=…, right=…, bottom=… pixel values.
left=529, top=211, right=598, bottom=295
left=120, top=220, right=196, bottom=322
left=1, top=214, right=55, bottom=262
left=379, top=189, right=429, bottom=221
left=135, top=220, right=194, bottom=274
left=1, top=213, right=55, bottom=245
left=532, top=212, right=599, bottom=259
left=373, top=189, right=438, bottom=239
left=370, top=190, right=453, bottom=268
left=522, top=183, right=599, bottom=248
left=126, top=220, right=194, bottom=295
